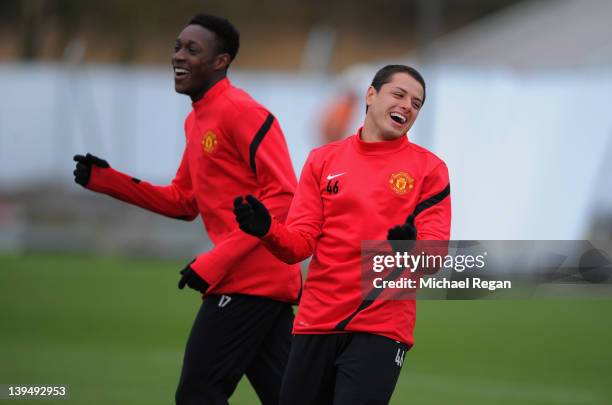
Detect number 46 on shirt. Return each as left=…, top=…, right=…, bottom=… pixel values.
left=326, top=180, right=339, bottom=194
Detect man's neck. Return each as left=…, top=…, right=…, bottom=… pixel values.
left=190, top=74, right=226, bottom=102
left=361, top=119, right=386, bottom=142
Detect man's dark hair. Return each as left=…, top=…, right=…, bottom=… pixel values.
left=371, top=64, right=426, bottom=105
left=188, top=14, right=240, bottom=63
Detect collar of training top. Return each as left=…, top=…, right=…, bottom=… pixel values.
left=352, top=128, right=410, bottom=155
left=192, top=77, right=231, bottom=109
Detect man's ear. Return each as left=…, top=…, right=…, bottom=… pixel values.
left=214, top=53, right=231, bottom=71
left=365, top=86, right=377, bottom=111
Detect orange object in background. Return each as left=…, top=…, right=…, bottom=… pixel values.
left=319, top=91, right=358, bottom=144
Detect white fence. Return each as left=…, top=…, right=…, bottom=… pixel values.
left=1, top=63, right=611, bottom=240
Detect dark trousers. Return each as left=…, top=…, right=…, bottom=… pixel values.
left=280, top=333, right=408, bottom=405
left=176, top=294, right=294, bottom=405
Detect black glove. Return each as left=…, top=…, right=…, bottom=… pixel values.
left=178, top=264, right=209, bottom=293
left=73, top=153, right=110, bottom=187
left=233, top=195, right=271, bottom=237
left=387, top=214, right=418, bottom=252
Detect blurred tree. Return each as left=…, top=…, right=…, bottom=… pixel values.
left=19, top=0, right=45, bottom=60
left=0, top=0, right=528, bottom=66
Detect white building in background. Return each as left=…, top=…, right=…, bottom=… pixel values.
left=427, top=0, right=612, bottom=240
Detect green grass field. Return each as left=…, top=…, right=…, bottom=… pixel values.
left=1, top=253, right=611, bottom=404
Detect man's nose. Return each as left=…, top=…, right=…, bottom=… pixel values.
left=399, top=100, right=412, bottom=113
left=173, top=48, right=186, bottom=62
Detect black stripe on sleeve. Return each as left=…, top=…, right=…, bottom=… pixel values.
left=249, top=113, right=275, bottom=175
left=334, top=183, right=450, bottom=332
left=411, top=184, right=450, bottom=219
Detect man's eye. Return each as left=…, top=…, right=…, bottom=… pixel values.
left=393, top=93, right=403, bottom=98
left=188, top=47, right=198, bottom=55
left=413, top=102, right=422, bottom=110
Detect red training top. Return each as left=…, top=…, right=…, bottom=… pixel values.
left=261, top=130, right=451, bottom=344
left=87, top=78, right=302, bottom=303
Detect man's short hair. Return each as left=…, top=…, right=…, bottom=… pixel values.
left=188, top=14, right=240, bottom=63
left=371, top=65, right=426, bottom=105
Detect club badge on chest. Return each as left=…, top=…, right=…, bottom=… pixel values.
left=202, top=130, right=218, bottom=154
left=389, top=171, right=414, bottom=195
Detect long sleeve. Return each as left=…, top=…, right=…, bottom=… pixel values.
left=86, top=148, right=199, bottom=221
left=190, top=106, right=298, bottom=286
left=261, top=150, right=323, bottom=264
left=414, top=162, right=451, bottom=240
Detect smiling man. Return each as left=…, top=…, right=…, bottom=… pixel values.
left=234, top=65, right=451, bottom=404
left=73, top=14, right=301, bottom=405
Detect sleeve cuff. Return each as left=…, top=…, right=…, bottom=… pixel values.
left=190, top=253, right=221, bottom=287
left=87, top=166, right=117, bottom=192
left=261, top=218, right=281, bottom=242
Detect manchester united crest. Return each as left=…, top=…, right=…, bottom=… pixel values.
left=202, top=131, right=218, bottom=153
left=388, top=171, right=414, bottom=195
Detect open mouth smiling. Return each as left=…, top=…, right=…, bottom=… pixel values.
left=390, top=112, right=407, bottom=124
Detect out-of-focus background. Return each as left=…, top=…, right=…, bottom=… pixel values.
left=1, top=0, right=611, bottom=403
